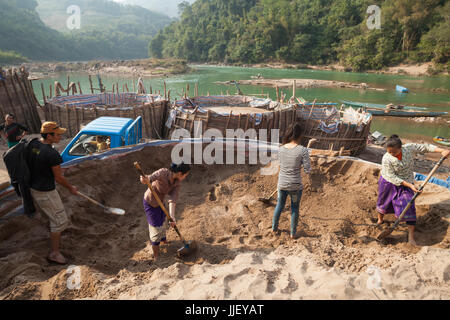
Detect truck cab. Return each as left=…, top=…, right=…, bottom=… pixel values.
left=61, top=116, right=142, bottom=163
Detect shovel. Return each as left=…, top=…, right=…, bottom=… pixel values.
left=377, top=156, right=446, bottom=240
left=78, top=191, right=125, bottom=216
left=134, top=162, right=197, bottom=258
left=258, top=189, right=277, bottom=205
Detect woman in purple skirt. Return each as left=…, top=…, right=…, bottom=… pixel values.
left=377, top=135, right=449, bottom=245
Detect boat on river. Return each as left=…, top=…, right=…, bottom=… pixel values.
left=396, top=85, right=409, bottom=93
left=340, top=100, right=427, bottom=111
left=433, top=136, right=450, bottom=147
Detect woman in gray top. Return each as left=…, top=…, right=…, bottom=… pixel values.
left=272, top=123, right=311, bottom=239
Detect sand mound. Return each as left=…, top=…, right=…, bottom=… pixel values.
left=0, top=144, right=449, bottom=299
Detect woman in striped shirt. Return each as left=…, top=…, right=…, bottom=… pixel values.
left=272, top=123, right=311, bottom=239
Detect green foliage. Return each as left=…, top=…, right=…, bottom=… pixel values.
left=0, top=50, right=29, bottom=65
left=0, top=0, right=172, bottom=61
left=152, top=0, right=449, bottom=71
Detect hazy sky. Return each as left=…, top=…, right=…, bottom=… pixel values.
left=112, top=0, right=195, bottom=18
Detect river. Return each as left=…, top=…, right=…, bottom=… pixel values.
left=32, top=65, right=449, bottom=142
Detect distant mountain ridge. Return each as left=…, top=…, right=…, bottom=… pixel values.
left=0, top=0, right=173, bottom=62
left=36, top=0, right=171, bottom=33
left=112, top=0, right=195, bottom=18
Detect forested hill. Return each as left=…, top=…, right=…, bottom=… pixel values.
left=0, top=0, right=172, bottom=63
left=111, top=0, right=196, bottom=18
left=149, top=0, right=450, bottom=71
left=36, top=0, right=169, bottom=34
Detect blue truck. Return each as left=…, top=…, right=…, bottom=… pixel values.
left=61, top=116, right=142, bottom=163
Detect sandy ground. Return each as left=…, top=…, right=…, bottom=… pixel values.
left=6, top=59, right=190, bottom=80
left=215, top=61, right=446, bottom=76
left=0, top=143, right=449, bottom=300
left=216, top=79, right=385, bottom=91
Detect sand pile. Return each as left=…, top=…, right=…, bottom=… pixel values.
left=0, top=144, right=449, bottom=300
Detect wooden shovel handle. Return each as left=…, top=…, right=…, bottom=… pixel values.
left=134, top=162, right=185, bottom=242
left=393, top=156, right=446, bottom=228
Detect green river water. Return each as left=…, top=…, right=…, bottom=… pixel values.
left=32, top=65, right=449, bottom=142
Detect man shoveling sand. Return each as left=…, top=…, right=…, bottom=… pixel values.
left=140, top=163, right=191, bottom=261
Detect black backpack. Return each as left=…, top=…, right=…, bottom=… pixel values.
left=3, top=138, right=39, bottom=217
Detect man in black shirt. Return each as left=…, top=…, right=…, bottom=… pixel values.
left=29, top=121, right=78, bottom=265
left=0, top=114, right=28, bottom=148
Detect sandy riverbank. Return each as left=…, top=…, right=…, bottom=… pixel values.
left=205, top=61, right=448, bottom=77
left=0, top=141, right=449, bottom=300
left=6, top=59, right=190, bottom=80
left=216, top=78, right=385, bottom=92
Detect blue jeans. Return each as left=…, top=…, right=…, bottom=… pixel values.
left=272, top=189, right=303, bottom=236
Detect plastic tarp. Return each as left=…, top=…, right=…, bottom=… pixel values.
left=48, top=93, right=163, bottom=107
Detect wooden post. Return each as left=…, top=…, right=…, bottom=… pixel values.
left=81, top=106, right=85, bottom=124
left=276, top=85, right=280, bottom=102
left=224, top=111, right=233, bottom=136
left=292, top=80, right=296, bottom=101
left=205, top=110, right=211, bottom=131
left=89, top=75, right=94, bottom=94
left=10, top=74, right=31, bottom=130
left=125, top=84, right=129, bottom=92
left=65, top=104, right=72, bottom=136
left=41, top=83, right=47, bottom=104
left=164, top=81, right=167, bottom=100
left=73, top=105, right=80, bottom=132
left=167, top=90, right=171, bottom=102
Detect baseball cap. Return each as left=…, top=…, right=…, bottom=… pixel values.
left=41, top=122, right=67, bottom=135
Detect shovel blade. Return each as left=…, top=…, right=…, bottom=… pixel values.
left=177, top=241, right=197, bottom=258
left=377, top=227, right=394, bottom=240
left=106, top=208, right=126, bottom=216
left=258, top=198, right=274, bottom=205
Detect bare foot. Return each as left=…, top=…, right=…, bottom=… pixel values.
left=377, top=220, right=384, bottom=225
left=408, top=238, right=418, bottom=246
left=47, top=252, right=67, bottom=265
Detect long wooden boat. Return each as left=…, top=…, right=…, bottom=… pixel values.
left=340, top=100, right=427, bottom=111
left=367, top=110, right=447, bottom=117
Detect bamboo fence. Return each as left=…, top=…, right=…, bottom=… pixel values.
left=165, top=96, right=372, bottom=156
left=0, top=67, right=42, bottom=133
left=43, top=95, right=170, bottom=139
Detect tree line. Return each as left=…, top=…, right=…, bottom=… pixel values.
left=149, top=0, right=449, bottom=71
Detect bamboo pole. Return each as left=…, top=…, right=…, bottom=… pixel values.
left=15, top=73, right=39, bottom=131
left=89, top=75, right=94, bottom=94
left=164, top=81, right=167, bottom=100
left=10, top=74, right=32, bottom=130
left=41, top=83, right=47, bottom=104
left=0, top=80, right=15, bottom=117
left=65, top=104, right=72, bottom=136
left=73, top=105, right=80, bottom=132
